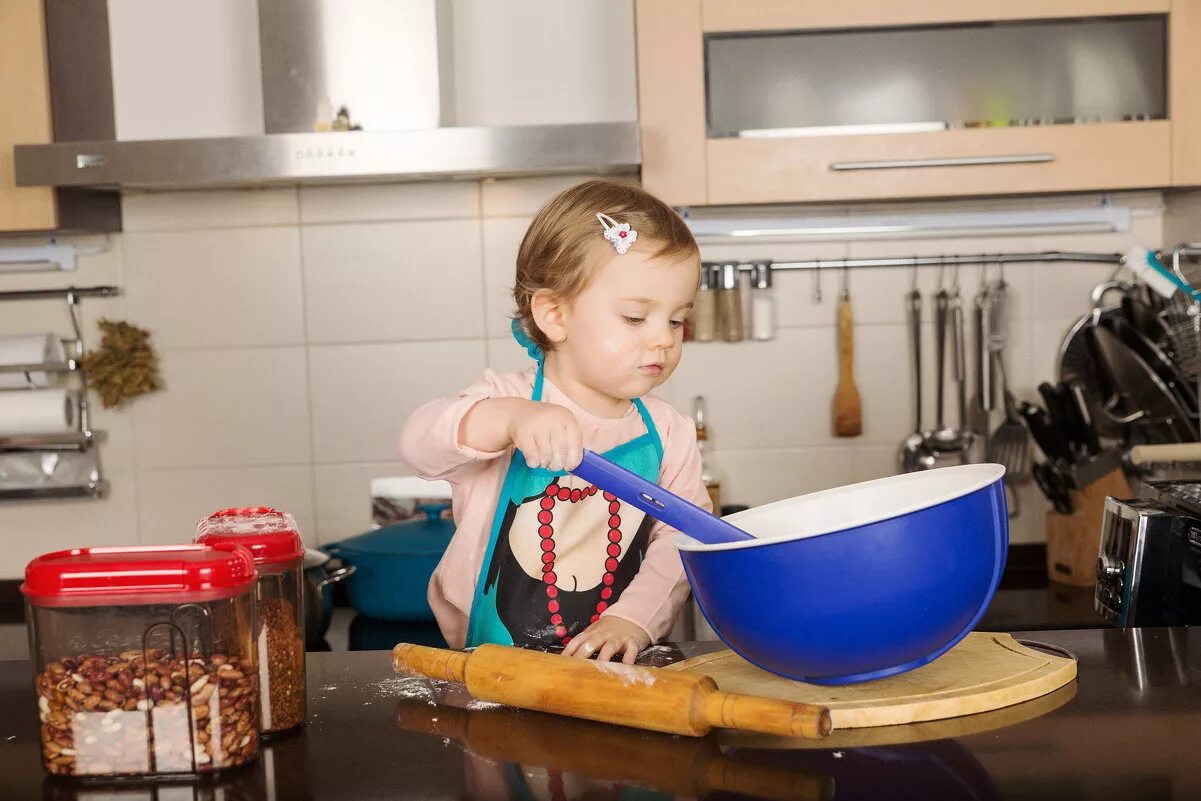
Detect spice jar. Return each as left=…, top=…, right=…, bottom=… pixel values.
left=196, top=507, right=307, bottom=736
left=750, top=262, right=775, bottom=341
left=22, top=544, right=259, bottom=778
left=691, top=264, right=718, bottom=342
left=717, top=263, right=744, bottom=342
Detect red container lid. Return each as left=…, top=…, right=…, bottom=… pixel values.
left=21, top=544, right=256, bottom=607
left=194, top=506, right=305, bottom=567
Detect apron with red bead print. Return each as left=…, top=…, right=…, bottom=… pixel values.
left=465, top=362, right=663, bottom=650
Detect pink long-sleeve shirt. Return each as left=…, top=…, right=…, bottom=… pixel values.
left=399, top=367, right=708, bottom=648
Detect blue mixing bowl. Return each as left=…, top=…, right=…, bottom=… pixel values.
left=677, top=464, right=1007, bottom=685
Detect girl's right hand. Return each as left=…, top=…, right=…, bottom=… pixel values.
left=508, top=402, right=583, bottom=471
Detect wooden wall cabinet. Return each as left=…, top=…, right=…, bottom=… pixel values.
left=0, top=0, right=119, bottom=235
left=636, top=0, right=1199, bottom=206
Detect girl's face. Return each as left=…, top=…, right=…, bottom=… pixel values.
left=551, top=243, right=699, bottom=405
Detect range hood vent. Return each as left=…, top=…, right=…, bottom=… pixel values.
left=15, top=0, right=639, bottom=191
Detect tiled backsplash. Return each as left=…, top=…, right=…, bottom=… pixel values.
left=0, top=178, right=1172, bottom=577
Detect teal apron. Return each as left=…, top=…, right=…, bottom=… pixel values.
left=466, top=326, right=663, bottom=649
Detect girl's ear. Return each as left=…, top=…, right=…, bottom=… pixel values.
left=531, top=288, right=568, bottom=347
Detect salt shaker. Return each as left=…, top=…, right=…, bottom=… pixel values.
left=717, top=263, right=744, bottom=342
left=750, top=262, right=775, bottom=340
left=692, top=264, right=718, bottom=342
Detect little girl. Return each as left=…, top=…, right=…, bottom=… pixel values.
left=400, top=179, right=710, bottom=664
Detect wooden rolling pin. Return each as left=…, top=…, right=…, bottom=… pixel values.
left=392, top=643, right=831, bottom=740
left=1130, top=442, right=1201, bottom=465
left=395, top=698, right=834, bottom=801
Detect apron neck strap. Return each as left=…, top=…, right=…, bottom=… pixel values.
left=533, top=364, right=662, bottom=461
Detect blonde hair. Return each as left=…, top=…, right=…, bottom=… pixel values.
left=513, top=179, right=699, bottom=353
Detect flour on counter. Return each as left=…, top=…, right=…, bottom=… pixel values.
left=376, top=675, right=453, bottom=704
left=466, top=699, right=503, bottom=711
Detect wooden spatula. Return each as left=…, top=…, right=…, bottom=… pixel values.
left=833, top=278, right=862, bottom=437
left=393, top=643, right=831, bottom=739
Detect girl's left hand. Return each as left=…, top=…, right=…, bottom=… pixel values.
left=561, top=615, right=651, bottom=664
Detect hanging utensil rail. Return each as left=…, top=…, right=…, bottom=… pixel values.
left=712, top=250, right=1124, bottom=273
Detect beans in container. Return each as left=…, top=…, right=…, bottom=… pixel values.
left=196, top=507, right=306, bottom=735
left=22, top=545, right=259, bottom=778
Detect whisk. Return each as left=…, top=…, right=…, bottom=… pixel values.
left=1165, top=247, right=1201, bottom=390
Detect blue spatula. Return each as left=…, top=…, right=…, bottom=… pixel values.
left=570, top=449, right=755, bottom=545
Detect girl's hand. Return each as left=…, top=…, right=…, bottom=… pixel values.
left=561, top=615, right=651, bottom=664
left=507, top=401, right=583, bottom=471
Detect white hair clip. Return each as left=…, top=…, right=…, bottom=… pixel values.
left=597, top=212, right=637, bottom=255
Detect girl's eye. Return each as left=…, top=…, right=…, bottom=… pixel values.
left=622, top=316, right=645, bottom=326
left=669, top=319, right=685, bottom=329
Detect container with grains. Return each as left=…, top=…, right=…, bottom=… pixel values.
left=196, top=507, right=306, bottom=735
left=22, top=544, right=260, bottom=778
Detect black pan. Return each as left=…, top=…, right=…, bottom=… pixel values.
left=1085, top=325, right=1198, bottom=443
left=1059, top=282, right=1133, bottom=439
left=1102, top=315, right=1198, bottom=415
left=1120, top=294, right=1172, bottom=349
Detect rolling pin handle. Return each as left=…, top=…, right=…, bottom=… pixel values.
left=704, top=691, right=832, bottom=740
left=393, top=643, right=469, bottom=684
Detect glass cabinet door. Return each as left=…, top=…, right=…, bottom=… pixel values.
left=706, top=16, right=1166, bottom=139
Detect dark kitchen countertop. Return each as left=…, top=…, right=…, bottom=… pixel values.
left=2, top=626, right=1201, bottom=800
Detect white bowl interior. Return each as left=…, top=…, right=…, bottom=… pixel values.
left=678, top=463, right=1005, bottom=552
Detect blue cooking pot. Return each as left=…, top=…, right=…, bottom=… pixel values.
left=676, top=464, right=1008, bottom=684
left=323, top=504, right=454, bottom=622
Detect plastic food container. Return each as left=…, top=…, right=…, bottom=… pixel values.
left=22, top=544, right=259, bottom=778
left=196, top=507, right=306, bottom=735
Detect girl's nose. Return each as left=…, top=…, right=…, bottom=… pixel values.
left=648, top=323, right=674, bottom=350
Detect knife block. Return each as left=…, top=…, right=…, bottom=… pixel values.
left=1045, top=468, right=1132, bottom=587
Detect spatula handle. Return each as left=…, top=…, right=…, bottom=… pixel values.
left=572, top=449, right=754, bottom=545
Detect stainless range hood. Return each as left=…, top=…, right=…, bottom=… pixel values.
left=15, top=0, right=639, bottom=191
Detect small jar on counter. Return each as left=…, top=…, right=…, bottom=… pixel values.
left=750, top=262, right=775, bottom=341
left=196, top=507, right=307, bottom=736
left=717, top=263, right=744, bottom=342
left=691, top=264, right=719, bottom=342
left=23, top=545, right=259, bottom=778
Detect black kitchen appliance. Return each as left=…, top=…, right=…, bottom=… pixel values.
left=1095, top=480, right=1201, bottom=627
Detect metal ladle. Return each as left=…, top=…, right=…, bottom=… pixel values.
left=927, top=264, right=973, bottom=456
left=900, top=264, right=938, bottom=471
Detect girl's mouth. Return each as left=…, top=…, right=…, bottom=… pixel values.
left=640, top=364, right=663, bottom=376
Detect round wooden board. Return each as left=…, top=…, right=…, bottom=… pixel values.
left=665, top=632, right=1077, bottom=731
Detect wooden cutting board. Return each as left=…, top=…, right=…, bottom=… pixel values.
left=665, top=632, right=1076, bottom=730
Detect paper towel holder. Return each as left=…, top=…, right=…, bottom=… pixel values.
left=0, top=286, right=121, bottom=502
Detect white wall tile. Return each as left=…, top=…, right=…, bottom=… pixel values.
left=302, top=220, right=485, bottom=343
left=123, top=227, right=305, bottom=348
left=312, top=461, right=412, bottom=544
left=308, top=339, right=487, bottom=463
left=0, top=470, right=139, bottom=578
left=136, top=465, right=316, bottom=547
left=299, top=182, right=479, bottom=224
left=131, top=347, right=311, bottom=469
left=121, top=189, right=297, bottom=231
left=480, top=175, right=604, bottom=217
left=482, top=217, right=528, bottom=338
left=89, top=403, right=137, bottom=473
left=668, top=327, right=835, bottom=450
left=486, top=337, right=539, bottom=375
left=849, top=446, right=903, bottom=484
left=716, top=447, right=853, bottom=509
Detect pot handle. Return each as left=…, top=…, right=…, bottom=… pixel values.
left=317, top=564, right=356, bottom=591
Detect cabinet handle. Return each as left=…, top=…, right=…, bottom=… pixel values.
left=830, top=154, right=1055, bottom=171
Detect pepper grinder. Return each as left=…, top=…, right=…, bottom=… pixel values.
left=750, top=262, right=775, bottom=340
left=717, top=263, right=744, bottom=342
left=692, top=264, right=719, bottom=342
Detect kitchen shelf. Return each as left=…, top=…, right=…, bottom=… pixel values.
left=0, top=285, right=120, bottom=501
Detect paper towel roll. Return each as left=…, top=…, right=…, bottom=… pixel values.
left=0, top=334, right=66, bottom=390
left=0, top=389, right=77, bottom=437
